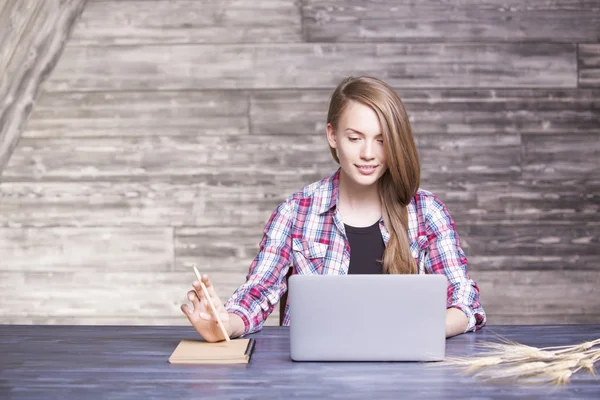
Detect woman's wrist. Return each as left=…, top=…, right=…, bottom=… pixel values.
left=227, top=313, right=246, bottom=339
left=445, top=307, right=468, bottom=338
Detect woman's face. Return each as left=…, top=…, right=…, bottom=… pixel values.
left=326, top=100, right=388, bottom=188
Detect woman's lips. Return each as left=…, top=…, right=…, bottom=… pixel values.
left=356, top=165, right=377, bottom=175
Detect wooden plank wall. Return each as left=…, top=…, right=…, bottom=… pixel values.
left=0, top=0, right=86, bottom=174
left=0, top=0, right=599, bottom=326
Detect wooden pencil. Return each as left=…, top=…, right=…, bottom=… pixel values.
left=192, top=266, right=231, bottom=342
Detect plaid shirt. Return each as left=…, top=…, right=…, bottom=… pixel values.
left=225, top=169, right=486, bottom=335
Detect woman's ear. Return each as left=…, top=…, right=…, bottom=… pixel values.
left=326, top=123, right=337, bottom=149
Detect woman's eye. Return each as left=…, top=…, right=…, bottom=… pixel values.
left=377, top=140, right=384, bottom=144
left=349, top=137, right=359, bottom=142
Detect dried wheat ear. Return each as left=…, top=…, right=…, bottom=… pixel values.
left=436, top=337, right=600, bottom=385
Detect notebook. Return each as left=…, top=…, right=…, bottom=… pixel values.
left=168, top=338, right=256, bottom=364
left=288, top=274, right=447, bottom=361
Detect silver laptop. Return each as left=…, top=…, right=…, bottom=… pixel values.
left=288, top=274, right=447, bottom=361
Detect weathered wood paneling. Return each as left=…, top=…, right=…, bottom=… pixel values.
left=0, top=181, right=297, bottom=228
left=468, top=255, right=600, bottom=272
left=487, top=315, right=600, bottom=325
left=0, top=316, right=191, bottom=325
left=2, top=135, right=335, bottom=181
left=70, top=0, right=302, bottom=45
left=418, top=133, right=522, bottom=183
left=2, top=179, right=598, bottom=229
left=36, top=88, right=600, bottom=139
left=473, top=270, right=600, bottom=323
left=175, top=226, right=264, bottom=272
left=250, top=90, right=329, bottom=135
left=0, top=0, right=43, bottom=102
left=0, top=227, right=173, bottom=271
left=250, top=89, right=600, bottom=135
left=0, top=271, right=280, bottom=326
left=303, top=0, right=600, bottom=43
left=0, top=0, right=40, bottom=79
left=522, top=133, right=600, bottom=180
left=45, top=43, right=577, bottom=91
left=1, top=0, right=598, bottom=327
left=579, top=44, right=600, bottom=87
left=22, top=91, right=249, bottom=138
left=431, top=180, right=600, bottom=226
left=0, top=271, right=244, bottom=318
left=0, top=0, right=86, bottom=174
left=462, top=225, right=600, bottom=257
left=0, top=270, right=598, bottom=326
left=3, top=134, right=523, bottom=184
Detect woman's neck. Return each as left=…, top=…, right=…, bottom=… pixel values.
left=337, top=170, right=382, bottom=227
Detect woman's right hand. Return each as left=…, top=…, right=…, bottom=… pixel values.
left=180, top=274, right=231, bottom=342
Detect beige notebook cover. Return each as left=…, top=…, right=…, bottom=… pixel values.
left=169, top=338, right=256, bottom=364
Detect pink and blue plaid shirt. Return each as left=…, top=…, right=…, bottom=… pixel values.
left=225, top=169, right=486, bottom=335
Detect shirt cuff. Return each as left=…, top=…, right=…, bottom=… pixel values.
left=448, top=303, right=477, bottom=333
left=224, top=303, right=252, bottom=337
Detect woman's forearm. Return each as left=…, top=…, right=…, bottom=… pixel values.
left=445, top=307, right=468, bottom=338
left=230, top=309, right=468, bottom=340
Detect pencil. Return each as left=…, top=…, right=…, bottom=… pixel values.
left=192, top=266, right=231, bottom=342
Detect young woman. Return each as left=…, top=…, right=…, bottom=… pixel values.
left=181, top=76, right=486, bottom=342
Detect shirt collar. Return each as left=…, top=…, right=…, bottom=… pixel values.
left=316, top=168, right=341, bottom=215
left=317, top=168, right=390, bottom=245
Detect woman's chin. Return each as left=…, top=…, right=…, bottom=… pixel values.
left=345, top=168, right=384, bottom=187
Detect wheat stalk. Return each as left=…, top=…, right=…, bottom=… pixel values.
left=439, top=336, right=600, bottom=385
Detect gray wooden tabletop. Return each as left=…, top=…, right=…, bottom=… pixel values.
left=1, top=325, right=599, bottom=399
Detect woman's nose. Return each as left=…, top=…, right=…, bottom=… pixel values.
left=360, top=142, right=375, bottom=160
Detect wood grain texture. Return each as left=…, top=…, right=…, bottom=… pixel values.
left=303, top=0, right=600, bottom=43
left=522, top=133, right=600, bottom=179
left=2, top=135, right=335, bottom=181
left=0, top=271, right=280, bottom=325
left=0, top=181, right=300, bottom=228
left=1, top=0, right=597, bottom=327
left=468, top=255, right=600, bottom=272
left=22, top=91, right=249, bottom=138
left=1, top=325, right=600, bottom=399
left=473, top=270, right=600, bottom=322
left=579, top=44, right=600, bottom=87
left=1, top=0, right=51, bottom=172
left=250, top=88, right=600, bottom=135
left=417, top=133, right=522, bottom=183
left=0, top=271, right=238, bottom=318
left=2, top=133, right=525, bottom=184
left=488, top=315, right=600, bottom=325
left=0, top=0, right=40, bottom=79
left=45, top=42, right=577, bottom=91
left=0, top=316, right=191, bottom=325
left=1, top=178, right=598, bottom=228
left=0, top=0, right=86, bottom=175
left=175, top=225, right=264, bottom=272
left=0, top=270, right=598, bottom=324
left=429, top=180, right=600, bottom=226
left=0, top=227, right=173, bottom=271
left=70, top=0, right=302, bottom=45
left=0, top=0, right=43, bottom=102
left=462, top=224, right=600, bottom=257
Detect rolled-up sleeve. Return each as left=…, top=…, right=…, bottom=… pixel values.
left=224, top=200, right=294, bottom=335
left=424, top=193, right=486, bottom=332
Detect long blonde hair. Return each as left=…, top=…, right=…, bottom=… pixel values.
left=327, top=76, right=420, bottom=274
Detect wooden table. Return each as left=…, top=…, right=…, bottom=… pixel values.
left=1, top=325, right=599, bottom=399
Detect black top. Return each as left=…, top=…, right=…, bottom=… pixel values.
left=345, top=220, right=385, bottom=274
